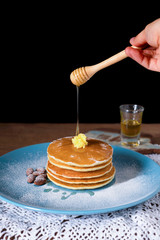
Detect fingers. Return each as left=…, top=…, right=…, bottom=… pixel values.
left=126, top=19, right=160, bottom=72
left=125, top=47, right=144, bottom=64
left=125, top=47, right=159, bottom=71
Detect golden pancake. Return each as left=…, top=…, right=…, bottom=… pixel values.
left=47, top=137, right=113, bottom=167
left=48, top=155, right=112, bottom=172
left=47, top=161, right=113, bottom=179
left=47, top=166, right=115, bottom=184
left=47, top=137, right=115, bottom=190
left=47, top=172, right=115, bottom=190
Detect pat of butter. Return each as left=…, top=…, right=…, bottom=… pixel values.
left=72, top=133, right=88, bottom=149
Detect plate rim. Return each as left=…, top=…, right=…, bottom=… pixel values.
left=0, top=142, right=160, bottom=215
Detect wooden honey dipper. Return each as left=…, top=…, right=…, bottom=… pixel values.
left=70, top=46, right=140, bottom=86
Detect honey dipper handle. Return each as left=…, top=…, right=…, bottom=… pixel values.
left=93, top=49, right=127, bottom=72
left=87, top=46, right=141, bottom=76
left=85, top=46, right=141, bottom=78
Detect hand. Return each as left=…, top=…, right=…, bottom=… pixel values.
left=125, top=18, right=160, bottom=72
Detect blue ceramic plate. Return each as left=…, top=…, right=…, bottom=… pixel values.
left=0, top=143, right=160, bottom=215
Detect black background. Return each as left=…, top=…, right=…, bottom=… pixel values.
left=1, top=4, right=160, bottom=124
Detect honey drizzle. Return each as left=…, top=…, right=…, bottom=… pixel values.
left=76, top=86, right=79, bottom=136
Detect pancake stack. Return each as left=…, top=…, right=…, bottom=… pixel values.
left=46, top=137, right=115, bottom=190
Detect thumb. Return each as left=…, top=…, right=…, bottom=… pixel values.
left=130, top=29, right=147, bottom=47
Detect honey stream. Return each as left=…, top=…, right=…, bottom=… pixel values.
left=76, top=86, right=79, bottom=135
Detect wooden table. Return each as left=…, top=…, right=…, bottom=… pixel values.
left=0, top=123, right=160, bottom=156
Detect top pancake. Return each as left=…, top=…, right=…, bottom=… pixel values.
left=47, top=137, right=113, bottom=167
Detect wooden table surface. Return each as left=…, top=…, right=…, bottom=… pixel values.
left=0, top=123, right=160, bottom=156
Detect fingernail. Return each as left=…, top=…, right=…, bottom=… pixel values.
left=130, top=37, right=135, bottom=44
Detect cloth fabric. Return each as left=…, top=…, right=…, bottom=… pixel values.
left=0, top=154, right=160, bottom=240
